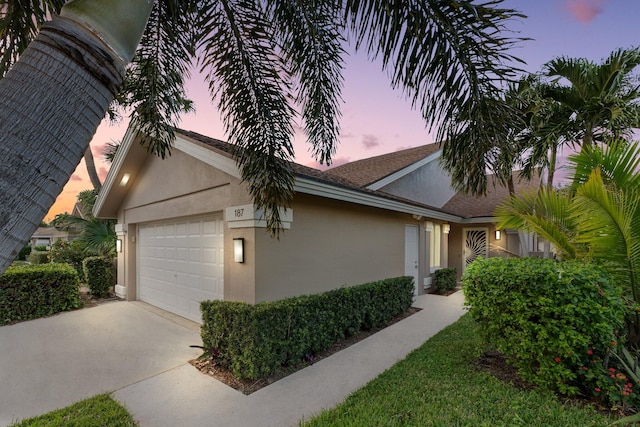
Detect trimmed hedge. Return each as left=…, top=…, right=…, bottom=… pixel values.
left=201, top=276, right=414, bottom=380
left=433, top=267, right=457, bottom=293
left=28, top=250, right=49, bottom=264
left=0, top=263, right=80, bottom=325
left=463, top=257, right=625, bottom=395
left=83, top=257, right=114, bottom=298
left=50, top=240, right=87, bottom=281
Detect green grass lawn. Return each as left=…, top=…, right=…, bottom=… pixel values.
left=8, top=394, right=136, bottom=427
left=302, top=314, right=614, bottom=427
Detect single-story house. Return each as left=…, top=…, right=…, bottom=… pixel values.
left=94, top=127, right=539, bottom=323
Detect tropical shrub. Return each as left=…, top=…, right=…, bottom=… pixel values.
left=463, top=257, right=625, bottom=395
left=15, top=245, right=31, bottom=261
left=83, top=256, right=114, bottom=298
left=28, top=250, right=49, bottom=264
left=50, top=239, right=88, bottom=281
left=0, top=263, right=80, bottom=325
left=200, top=276, right=414, bottom=380
left=433, top=267, right=457, bottom=293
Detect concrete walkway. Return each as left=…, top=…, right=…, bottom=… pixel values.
left=0, top=292, right=465, bottom=427
left=115, top=291, right=466, bottom=427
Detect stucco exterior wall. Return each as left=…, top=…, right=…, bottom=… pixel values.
left=252, top=194, right=420, bottom=302
left=448, top=223, right=509, bottom=280
left=378, top=159, right=457, bottom=208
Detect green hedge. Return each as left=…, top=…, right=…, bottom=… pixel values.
left=463, top=257, right=625, bottom=395
left=50, top=240, right=87, bottom=281
left=433, top=267, right=457, bottom=293
left=201, top=276, right=414, bottom=380
left=0, top=263, right=80, bottom=325
left=28, top=250, right=49, bottom=264
left=83, top=257, right=114, bottom=298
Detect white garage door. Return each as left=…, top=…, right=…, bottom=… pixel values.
left=137, top=215, right=224, bottom=323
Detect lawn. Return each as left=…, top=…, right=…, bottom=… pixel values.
left=302, top=314, right=614, bottom=427
left=8, top=394, right=136, bottom=427
left=7, top=315, right=616, bottom=426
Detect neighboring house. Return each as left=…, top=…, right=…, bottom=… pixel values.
left=30, top=226, right=79, bottom=249
left=94, top=127, right=539, bottom=323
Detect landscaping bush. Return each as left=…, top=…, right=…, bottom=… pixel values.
left=433, top=267, right=457, bottom=293
left=51, top=239, right=87, bottom=281
left=0, top=263, right=80, bottom=325
left=83, top=256, right=114, bottom=298
left=463, top=257, right=625, bottom=396
left=15, top=245, right=31, bottom=261
left=200, top=276, right=414, bottom=380
left=28, top=250, right=49, bottom=264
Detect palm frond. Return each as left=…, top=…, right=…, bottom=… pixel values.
left=198, top=0, right=295, bottom=235
left=569, top=139, right=640, bottom=190
left=268, top=0, right=345, bottom=166
left=119, top=0, right=198, bottom=158
left=495, top=188, right=577, bottom=258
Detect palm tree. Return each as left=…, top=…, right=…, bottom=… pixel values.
left=543, top=48, right=640, bottom=150
left=495, top=141, right=640, bottom=342
left=0, top=0, right=525, bottom=274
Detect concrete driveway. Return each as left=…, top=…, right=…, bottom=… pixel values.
left=0, top=301, right=201, bottom=426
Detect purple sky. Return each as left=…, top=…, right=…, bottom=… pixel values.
left=47, top=0, right=640, bottom=219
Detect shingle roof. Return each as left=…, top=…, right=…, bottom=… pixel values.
left=325, top=143, right=441, bottom=187
left=442, top=173, right=541, bottom=218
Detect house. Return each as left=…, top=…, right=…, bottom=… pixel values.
left=30, top=226, right=80, bottom=249
left=94, top=127, right=538, bottom=323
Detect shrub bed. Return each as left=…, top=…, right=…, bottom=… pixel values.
left=463, top=257, right=625, bottom=395
left=50, top=240, right=87, bottom=281
left=433, top=267, right=457, bottom=293
left=201, top=276, right=414, bottom=380
left=0, top=263, right=80, bottom=325
left=83, top=257, right=114, bottom=298
left=28, top=250, right=49, bottom=264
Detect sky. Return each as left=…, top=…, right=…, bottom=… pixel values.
left=44, top=0, right=640, bottom=221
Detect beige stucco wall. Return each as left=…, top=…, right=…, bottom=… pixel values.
left=252, top=194, right=423, bottom=302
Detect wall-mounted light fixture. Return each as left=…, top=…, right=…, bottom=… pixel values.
left=116, top=239, right=123, bottom=253
left=233, top=238, right=245, bottom=263
left=442, top=224, right=450, bottom=234
left=495, top=229, right=501, bottom=240
left=119, top=173, right=131, bottom=187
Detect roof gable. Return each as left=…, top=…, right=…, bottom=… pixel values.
left=325, top=143, right=441, bottom=188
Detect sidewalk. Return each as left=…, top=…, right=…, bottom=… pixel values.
left=113, top=291, right=466, bottom=427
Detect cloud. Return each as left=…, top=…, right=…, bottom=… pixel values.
left=565, top=0, right=607, bottom=23
left=306, top=156, right=351, bottom=170
left=70, top=174, right=83, bottom=182
left=98, top=167, right=109, bottom=181
left=362, top=134, right=380, bottom=149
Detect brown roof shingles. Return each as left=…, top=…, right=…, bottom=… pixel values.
left=325, top=144, right=441, bottom=187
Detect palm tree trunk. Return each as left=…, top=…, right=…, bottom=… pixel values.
left=0, top=0, right=152, bottom=274
left=84, top=146, right=102, bottom=190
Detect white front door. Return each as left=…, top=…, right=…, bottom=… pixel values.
left=404, top=224, right=420, bottom=295
left=137, top=214, right=224, bottom=323
left=463, top=227, right=488, bottom=272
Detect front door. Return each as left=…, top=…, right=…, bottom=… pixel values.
left=463, top=228, right=488, bottom=272
left=404, top=225, right=419, bottom=295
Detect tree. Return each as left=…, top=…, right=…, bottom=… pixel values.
left=0, top=0, right=525, bottom=274
left=495, top=141, right=640, bottom=342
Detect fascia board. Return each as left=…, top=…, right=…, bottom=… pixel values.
left=174, top=136, right=241, bottom=179
left=295, top=177, right=461, bottom=222
left=367, top=150, right=442, bottom=191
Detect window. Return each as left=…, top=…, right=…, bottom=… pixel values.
left=429, top=223, right=441, bottom=272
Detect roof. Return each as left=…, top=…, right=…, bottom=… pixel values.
left=442, top=173, right=541, bottom=218
left=326, top=144, right=441, bottom=187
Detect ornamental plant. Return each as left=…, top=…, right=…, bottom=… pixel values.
left=463, top=257, right=625, bottom=395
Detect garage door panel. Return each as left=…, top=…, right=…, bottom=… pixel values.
left=138, top=214, right=224, bottom=323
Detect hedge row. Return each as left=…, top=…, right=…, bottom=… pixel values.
left=201, top=276, right=414, bottom=380
left=83, top=256, right=114, bottom=298
left=0, top=263, right=80, bottom=325
left=463, top=257, right=625, bottom=395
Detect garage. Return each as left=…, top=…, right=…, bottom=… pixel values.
left=137, top=214, right=224, bottom=323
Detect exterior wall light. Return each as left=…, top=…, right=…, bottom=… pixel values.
left=233, top=238, right=245, bottom=263
left=495, top=229, right=501, bottom=240
left=442, top=224, right=450, bottom=234
left=116, top=239, right=122, bottom=253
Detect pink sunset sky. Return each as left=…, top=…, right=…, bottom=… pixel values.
left=45, top=0, right=640, bottom=221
